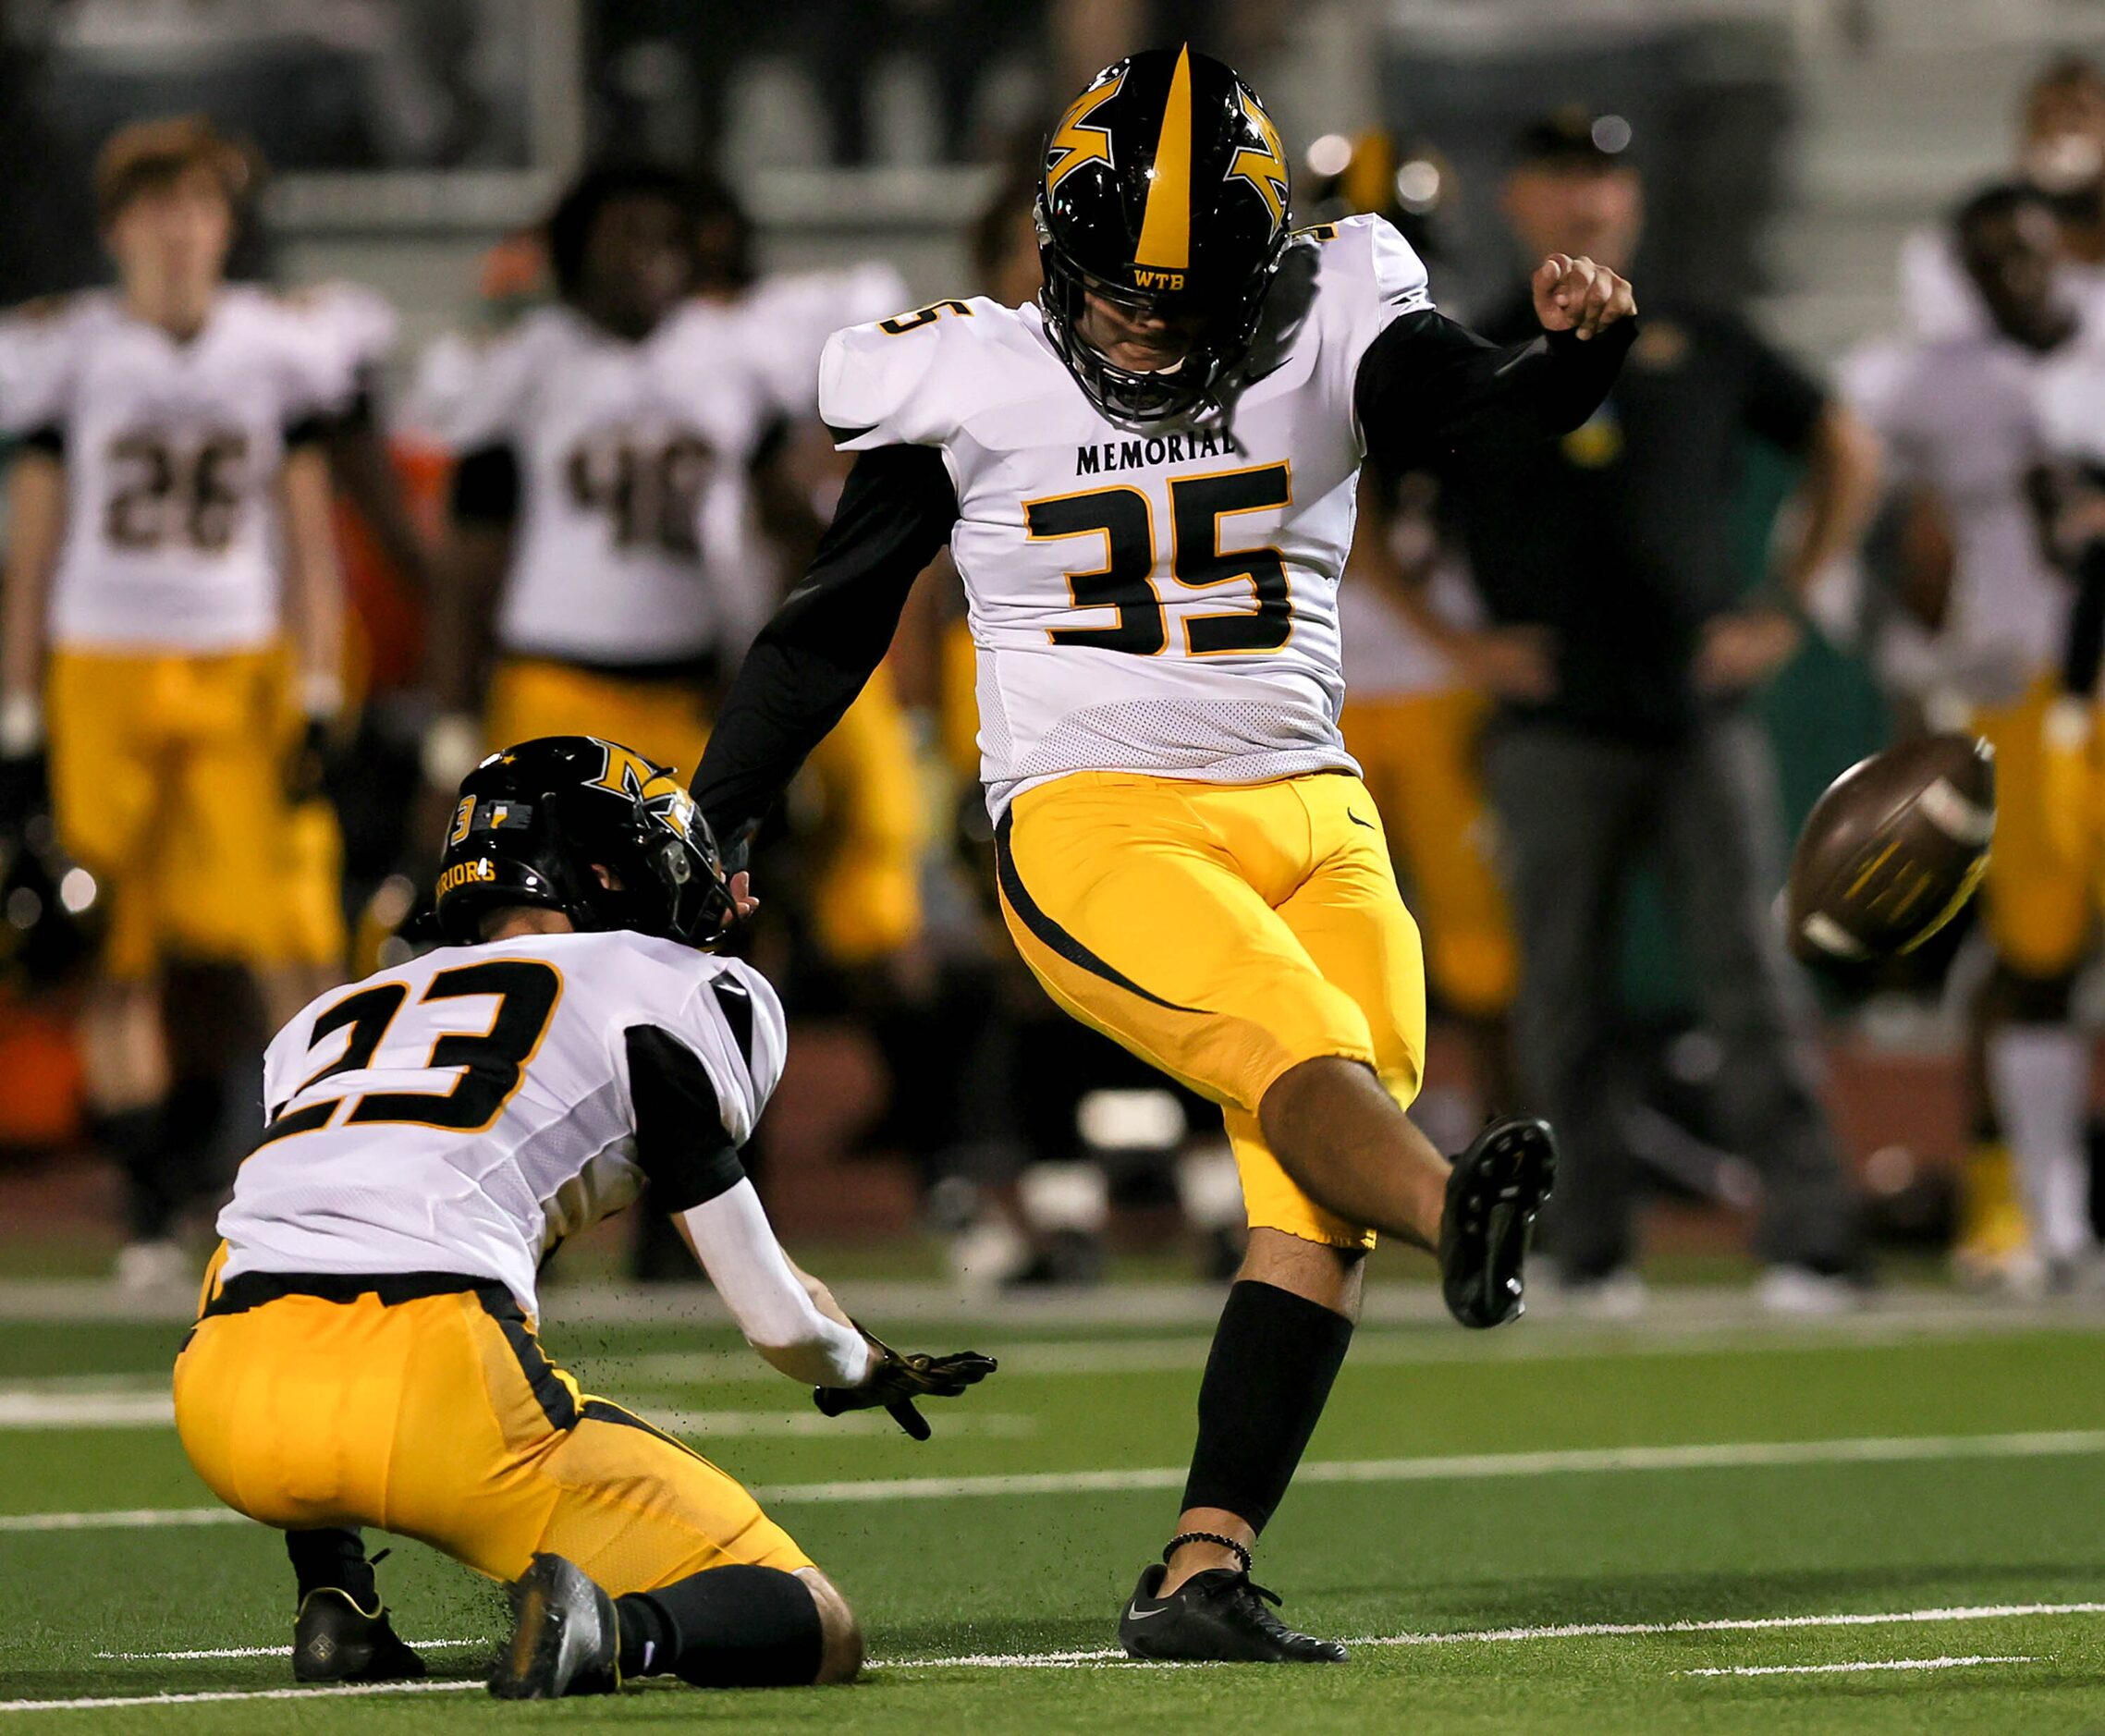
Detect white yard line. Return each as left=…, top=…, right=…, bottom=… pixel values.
left=753, top=1427, right=2105, bottom=1504
left=0, top=1508, right=245, bottom=1534
left=0, top=1391, right=172, bottom=1429
left=95, top=1640, right=486, bottom=1661
left=11, top=1604, right=2094, bottom=1708
left=1679, top=1654, right=2037, bottom=1678
left=0, top=1387, right=1034, bottom=1438
left=585, top=1310, right=2105, bottom=1387
left=0, top=1681, right=481, bottom=1713
left=10, top=1428, right=2104, bottom=1535
left=884, top=1605, right=2105, bottom=1669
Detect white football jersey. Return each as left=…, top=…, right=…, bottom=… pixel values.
left=1842, top=330, right=2082, bottom=703
left=0, top=287, right=358, bottom=653
left=218, top=928, right=786, bottom=1316
left=445, top=301, right=779, bottom=664
left=820, top=214, right=1430, bottom=812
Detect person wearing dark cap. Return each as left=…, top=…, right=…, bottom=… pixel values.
left=1434, top=108, right=1884, bottom=1314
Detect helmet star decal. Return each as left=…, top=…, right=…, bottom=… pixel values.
left=1045, top=67, right=1124, bottom=195
left=1227, top=90, right=1290, bottom=227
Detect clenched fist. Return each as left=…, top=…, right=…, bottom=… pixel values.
left=1531, top=254, right=1637, bottom=341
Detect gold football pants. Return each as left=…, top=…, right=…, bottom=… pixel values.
left=996, top=770, right=1427, bottom=1250
left=175, top=1271, right=809, bottom=1595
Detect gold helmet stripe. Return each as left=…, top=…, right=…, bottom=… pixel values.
left=1133, top=45, right=1194, bottom=272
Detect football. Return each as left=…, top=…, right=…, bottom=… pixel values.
left=1784, top=733, right=1996, bottom=964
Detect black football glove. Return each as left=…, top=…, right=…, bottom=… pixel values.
left=814, top=1327, right=997, bottom=1442
left=0, top=750, right=50, bottom=837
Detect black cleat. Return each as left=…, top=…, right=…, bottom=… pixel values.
left=1119, top=1564, right=1348, bottom=1663
left=1440, top=1115, right=1557, bottom=1329
left=489, top=1553, right=619, bottom=1700
left=292, top=1588, right=427, bottom=1684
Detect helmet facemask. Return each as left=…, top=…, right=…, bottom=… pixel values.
left=1037, top=200, right=1283, bottom=426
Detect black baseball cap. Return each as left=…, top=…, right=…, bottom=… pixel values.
left=1512, top=105, right=1634, bottom=169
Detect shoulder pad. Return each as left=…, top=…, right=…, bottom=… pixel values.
left=1311, top=213, right=1432, bottom=322
left=818, top=297, right=1007, bottom=450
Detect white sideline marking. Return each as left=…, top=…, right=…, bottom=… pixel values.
left=754, top=1427, right=2105, bottom=1504
left=883, top=1604, right=2105, bottom=1669
left=597, top=1311, right=2105, bottom=1387
left=95, top=1639, right=487, bottom=1661
left=0, top=1681, right=480, bottom=1712
left=0, top=1391, right=172, bottom=1429
left=1680, top=1654, right=2035, bottom=1678
left=10, top=1429, right=2105, bottom=1534
left=0, top=1508, right=243, bottom=1534
left=13, top=1605, right=2098, bottom=1707
left=0, top=1384, right=1035, bottom=1438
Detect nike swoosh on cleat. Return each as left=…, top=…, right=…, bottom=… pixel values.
left=1347, top=811, right=1376, bottom=829
left=1125, top=1604, right=1169, bottom=1620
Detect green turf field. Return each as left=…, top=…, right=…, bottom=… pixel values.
left=5, top=1282, right=2105, bottom=1732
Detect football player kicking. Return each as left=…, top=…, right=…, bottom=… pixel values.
left=173, top=736, right=994, bottom=1697
left=694, top=48, right=1635, bottom=1662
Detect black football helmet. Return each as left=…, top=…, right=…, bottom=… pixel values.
left=1036, top=45, right=1291, bottom=424
left=432, top=737, right=737, bottom=948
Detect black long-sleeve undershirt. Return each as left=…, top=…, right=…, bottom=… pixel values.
left=692, top=309, right=1633, bottom=844
left=1353, top=308, right=1636, bottom=476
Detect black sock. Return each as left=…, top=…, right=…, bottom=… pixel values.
left=287, top=1527, right=379, bottom=1609
left=92, top=1106, right=171, bottom=1241
left=614, top=1565, right=824, bottom=1686
left=1181, top=1279, right=1355, bottom=1536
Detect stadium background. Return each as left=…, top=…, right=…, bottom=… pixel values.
left=10, top=5, right=2105, bottom=1730
left=0, top=0, right=2087, bottom=1270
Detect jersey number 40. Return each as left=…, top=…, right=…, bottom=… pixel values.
left=1026, top=460, right=1294, bottom=656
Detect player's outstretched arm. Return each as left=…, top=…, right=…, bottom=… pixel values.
left=1353, top=257, right=1637, bottom=476
left=674, top=1184, right=996, bottom=1438
left=675, top=1180, right=877, bottom=1388
left=691, top=442, right=956, bottom=857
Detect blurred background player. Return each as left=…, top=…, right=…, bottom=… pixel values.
left=0, top=117, right=356, bottom=1292
left=426, top=162, right=777, bottom=800
left=1902, top=55, right=2105, bottom=341
left=1443, top=110, right=1883, bottom=1314
left=1859, top=184, right=2105, bottom=1288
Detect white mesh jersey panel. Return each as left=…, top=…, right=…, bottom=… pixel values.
left=0, top=287, right=360, bottom=654
left=818, top=214, right=1430, bottom=812
left=446, top=302, right=779, bottom=665
left=218, top=929, right=786, bottom=1316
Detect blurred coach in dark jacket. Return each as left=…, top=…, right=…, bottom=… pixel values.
left=1438, top=110, right=1884, bottom=1312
